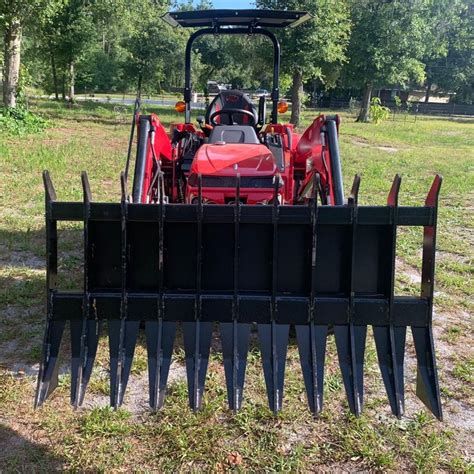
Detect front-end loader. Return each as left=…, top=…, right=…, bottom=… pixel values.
left=36, top=9, right=443, bottom=420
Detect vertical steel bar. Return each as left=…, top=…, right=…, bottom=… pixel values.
left=334, top=175, right=366, bottom=416
left=296, top=173, right=328, bottom=415
left=257, top=175, right=290, bottom=414
left=271, top=177, right=279, bottom=413
left=348, top=175, right=363, bottom=416
left=309, top=174, right=320, bottom=414
left=194, top=174, right=203, bottom=411
left=233, top=175, right=241, bottom=412
left=35, top=171, right=63, bottom=408
left=117, top=172, right=129, bottom=408
left=387, top=176, right=404, bottom=417
left=373, top=175, right=405, bottom=418
left=413, top=175, right=443, bottom=420
left=150, top=171, right=166, bottom=409
left=73, top=172, right=92, bottom=408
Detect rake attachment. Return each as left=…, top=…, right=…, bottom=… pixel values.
left=36, top=171, right=443, bottom=420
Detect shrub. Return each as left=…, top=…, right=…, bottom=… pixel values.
left=0, top=106, right=51, bottom=136
left=369, top=97, right=391, bottom=124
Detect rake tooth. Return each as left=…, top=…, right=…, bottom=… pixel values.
left=145, top=320, right=176, bottom=410
left=108, top=320, right=140, bottom=408
left=373, top=325, right=406, bottom=418
left=334, top=324, right=366, bottom=416
left=372, top=175, right=405, bottom=418
left=183, top=321, right=213, bottom=411
left=412, top=326, right=443, bottom=420
left=35, top=320, right=66, bottom=408
left=70, top=319, right=102, bottom=406
left=295, top=323, right=328, bottom=415
left=220, top=321, right=251, bottom=412
left=258, top=322, right=289, bottom=414
left=70, top=320, right=82, bottom=405
left=410, top=175, right=443, bottom=420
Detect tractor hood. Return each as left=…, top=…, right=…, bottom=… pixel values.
left=191, top=144, right=277, bottom=177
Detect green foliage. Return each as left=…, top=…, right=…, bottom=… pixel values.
left=80, top=408, right=132, bottom=438
left=256, top=0, right=351, bottom=85
left=369, top=97, right=390, bottom=124
left=0, top=105, right=50, bottom=135
left=343, top=0, right=431, bottom=89
left=423, top=0, right=473, bottom=103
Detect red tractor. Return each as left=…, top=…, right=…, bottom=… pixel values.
left=131, top=11, right=343, bottom=208
left=36, top=10, right=443, bottom=421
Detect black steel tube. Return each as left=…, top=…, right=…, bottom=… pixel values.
left=132, top=117, right=151, bottom=203
left=326, top=120, right=344, bottom=205
left=184, top=27, right=280, bottom=124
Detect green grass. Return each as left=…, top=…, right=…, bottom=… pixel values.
left=0, top=99, right=472, bottom=471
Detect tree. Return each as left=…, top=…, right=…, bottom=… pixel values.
left=0, top=0, right=62, bottom=107
left=256, top=0, right=351, bottom=126
left=423, top=0, right=473, bottom=104
left=343, top=0, right=431, bottom=122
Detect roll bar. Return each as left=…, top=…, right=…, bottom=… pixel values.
left=184, top=27, right=281, bottom=124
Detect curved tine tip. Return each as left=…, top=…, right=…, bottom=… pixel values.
left=42, top=170, right=57, bottom=201
left=120, top=171, right=127, bottom=196
left=425, top=174, right=443, bottom=206
left=81, top=171, right=92, bottom=201
left=387, top=174, right=402, bottom=206
left=348, top=174, right=361, bottom=205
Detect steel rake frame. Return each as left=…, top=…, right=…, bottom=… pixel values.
left=36, top=170, right=443, bottom=420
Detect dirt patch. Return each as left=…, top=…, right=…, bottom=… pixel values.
left=0, top=247, right=44, bottom=269
left=80, top=363, right=187, bottom=417
left=350, top=137, right=399, bottom=153
left=376, top=145, right=398, bottom=153
left=350, top=137, right=370, bottom=147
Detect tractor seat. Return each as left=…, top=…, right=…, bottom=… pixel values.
left=205, top=89, right=257, bottom=126
left=208, top=125, right=259, bottom=144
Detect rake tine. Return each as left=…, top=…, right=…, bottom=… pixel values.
left=221, top=175, right=251, bottom=412
left=295, top=323, right=328, bottom=414
left=109, top=173, right=139, bottom=408
left=221, top=322, right=251, bottom=412
left=258, top=323, right=289, bottom=414
left=70, top=173, right=92, bottom=407
left=259, top=176, right=289, bottom=414
left=334, top=325, right=366, bottom=416
left=35, top=172, right=64, bottom=408
left=335, top=174, right=366, bottom=417
left=75, top=319, right=102, bottom=406
left=413, top=175, right=443, bottom=420
left=373, top=325, right=406, bottom=416
left=145, top=321, right=176, bottom=410
left=145, top=172, right=176, bottom=410
left=373, top=175, right=405, bottom=417
left=183, top=175, right=212, bottom=411
left=412, top=327, right=442, bottom=420
left=296, top=174, right=327, bottom=415
left=35, top=317, right=65, bottom=408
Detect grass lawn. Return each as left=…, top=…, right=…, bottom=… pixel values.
left=0, top=99, right=472, bottom=471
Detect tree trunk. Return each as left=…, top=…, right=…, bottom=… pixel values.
left=2, top=19, right=22, bottom=108
left=62, top=72, right=66, bottom=100
left=69, top=62, right=75, bottom=102
left=290, top=69, right=303, bottom=126
left=356, top=83, right=372, bottom=122
left=424, top=81, right=432, bottom=103
left=50, top=50, right=59, bottom=100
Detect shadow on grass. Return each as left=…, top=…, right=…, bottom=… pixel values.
left=0, top=424, right=67, bottom=470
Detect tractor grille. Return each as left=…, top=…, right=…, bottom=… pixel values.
left=198, top=175, right=276, bottom=188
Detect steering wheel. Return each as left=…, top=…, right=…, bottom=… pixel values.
left=210, top=108, right=256, bottom=126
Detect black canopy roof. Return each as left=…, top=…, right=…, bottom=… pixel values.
left=162, top=9, right=311, bottom=29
